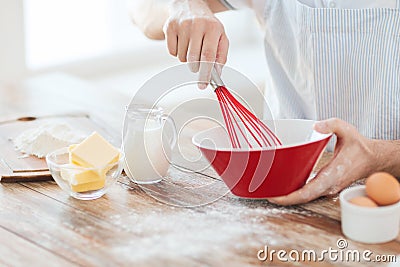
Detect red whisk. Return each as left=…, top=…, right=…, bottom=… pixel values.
left=210, top=68, right=282, bottom=149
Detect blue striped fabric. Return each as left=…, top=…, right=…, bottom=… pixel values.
left=262, top=0, right=400, bottom=141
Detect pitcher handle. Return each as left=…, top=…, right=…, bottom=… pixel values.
left=161, top=114, right=177, bottom=148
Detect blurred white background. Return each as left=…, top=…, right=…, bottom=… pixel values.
left=0, top=0, right=267, bottom=115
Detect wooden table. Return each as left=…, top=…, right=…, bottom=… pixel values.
left=0, top=73, right=399, bottom=267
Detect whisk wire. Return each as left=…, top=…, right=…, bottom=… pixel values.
left=215, top=89, right=240, bottom=147
left=211, top=67, right=282, bottom=149
left=222, top=87, right=281, bottom=146
left=219, top=88, right=262, bottom=148
left=222, top=87, right=272, bottom=147
left=216, top=88, right=252, bottom=148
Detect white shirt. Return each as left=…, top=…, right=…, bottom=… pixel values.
left=224, top=0, right=396, bottom=9
left=299, top=0, right=396, bottom=9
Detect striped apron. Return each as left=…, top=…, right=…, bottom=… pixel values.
left=263, top=0, right=400, bottom=141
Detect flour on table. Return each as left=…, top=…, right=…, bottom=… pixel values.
left=12, top=123, right=85, bottom=158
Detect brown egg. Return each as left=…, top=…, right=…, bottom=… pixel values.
left=366, top=172, right=400, bottom=206
left=349, top=196, right=378, bottom=208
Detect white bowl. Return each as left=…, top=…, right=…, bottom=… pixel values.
left=340, top=185, right=400, bottom=244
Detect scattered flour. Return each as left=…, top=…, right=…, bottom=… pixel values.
left=12, top=123, right=85, bottom=158
left=107, top=200, right=307, bottom=265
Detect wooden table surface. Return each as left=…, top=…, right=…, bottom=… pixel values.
left=0, top=73, right=399, bottom=267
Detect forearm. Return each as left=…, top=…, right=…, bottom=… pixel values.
left=128, top=0, right=228, bottom=40
left=128, top=0, right=168, bottom=40
left=372, top=139, right=400, bottom=177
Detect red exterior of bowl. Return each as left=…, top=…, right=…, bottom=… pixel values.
left=198, top=137, right=331, bottom=198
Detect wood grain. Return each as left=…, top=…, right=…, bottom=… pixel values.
left=0, top=226, right=75, bottom=267
left=0, top=75, right=399, bottom=267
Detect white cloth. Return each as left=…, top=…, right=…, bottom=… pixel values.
left=223, top=0, right=400, bottom=142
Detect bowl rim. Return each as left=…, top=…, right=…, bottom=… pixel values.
left=340, top=185, right=400, bottom=212
left=192, top=119, right=333, bottom=152
left=46, top=147, right=125, bottom=171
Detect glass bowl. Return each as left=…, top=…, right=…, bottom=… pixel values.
left=46, top=147, right=124, bottom=200
left=192, top=119, right=332, bottom=198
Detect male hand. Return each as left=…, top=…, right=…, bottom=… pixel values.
left=267, top=118, right=379, bottom=205
left=163, top=0, right=229, bottom=89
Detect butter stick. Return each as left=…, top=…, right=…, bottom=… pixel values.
left=61, top=167, right=105, bottom=185
left=71, top=179, right=105, bottom=193
left=62, top=132, right=119, bottom=193
left=70, top=132, right=119, bottom=168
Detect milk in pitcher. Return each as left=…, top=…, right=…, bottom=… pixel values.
left=124, top=117, right=172, bottom=184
